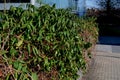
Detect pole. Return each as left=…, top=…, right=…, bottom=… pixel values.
left=4, top=0, right=6, bottom=13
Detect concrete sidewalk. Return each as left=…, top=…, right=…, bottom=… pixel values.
left=82, top=44, right=120, bottom=80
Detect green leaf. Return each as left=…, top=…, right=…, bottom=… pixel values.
left=34, top=47, right=39, bottom=55
left=22, top=65, right=28, bottom=73
left=16, top=38, right=24, bottom=47
left=43, top=57, right=51, bottom=71
left=31, top=73, right=38, bottom=80
left=10, top=47, right=17, bottom=56
left=13, top=61, right=19, bottom=69
left=32, top=46, right=39, bottom=56
left=27, top=43, right=31, bottom=54
left=44, top=57, right=49, bottom=66
left=6, top=74, right=11, bottom=80
left=0, top=50, right=8, bottom=55
left=13, top=61, right=23, bottom=71
left=18, top=63, right=22, bottom=71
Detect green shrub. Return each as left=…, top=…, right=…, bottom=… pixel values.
left=0, top=4, right=98, bottom=80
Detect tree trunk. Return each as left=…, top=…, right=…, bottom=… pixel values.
left=106, top=0, right=111, bottom=14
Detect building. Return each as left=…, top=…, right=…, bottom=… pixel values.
left=0, top=0, right=86, bottom=16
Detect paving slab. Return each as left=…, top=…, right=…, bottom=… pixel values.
left=83, top=48, right=120, bottom=80
left=81, top=36, right=120, bottom=80
left=95, top=44, right=112, bottom=53
left=112, top=45, right=120, bottom=53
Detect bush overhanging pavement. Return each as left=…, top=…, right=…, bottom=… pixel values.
left=0, top=4, right=98, bottom=80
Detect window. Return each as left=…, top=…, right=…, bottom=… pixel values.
left=0, top=0, right=30, bottom=3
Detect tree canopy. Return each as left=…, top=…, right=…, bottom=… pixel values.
left=97, top=0, right=120, bottom=14
left=97, top=0, right=120, bottom=10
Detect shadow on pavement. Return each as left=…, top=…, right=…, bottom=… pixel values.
left=98, top=36, right=120, bottom=46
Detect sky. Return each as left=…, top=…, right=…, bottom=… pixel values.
left=86, top=0, right=100, bottom=9
left=86, top=0, right=120, bottom=9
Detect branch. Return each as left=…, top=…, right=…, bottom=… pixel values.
left=1, top=32, right=10, bottom=50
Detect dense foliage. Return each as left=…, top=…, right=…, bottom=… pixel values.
left=0, top=4, right=98, bottom=80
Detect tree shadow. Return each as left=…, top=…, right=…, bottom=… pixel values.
left=96, top=9, right=120, bottom=36
left=98, top=36, right=120, bottom=46
left=86, top=8, right=120, bottom=36
left=86, top=8, right=120, bottom=45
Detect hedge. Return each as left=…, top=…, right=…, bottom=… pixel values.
left=0, top=4, right=98, bottom=80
